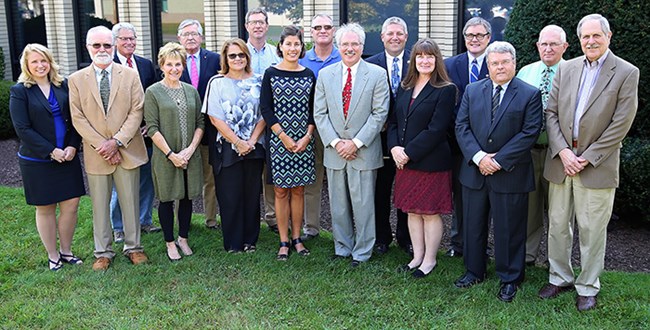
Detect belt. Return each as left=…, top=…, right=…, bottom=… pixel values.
left=572, top=139, right=578, bottom=148
left=533, top=143, right=548, bottom=149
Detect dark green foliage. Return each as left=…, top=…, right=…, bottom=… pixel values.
left=615, top=137, right=650, bottom=221
left=0, top=47, right=5, bottom=79
left=506, top=0, right=649, bottom=139
left=0, top=80, right=17, bottom=139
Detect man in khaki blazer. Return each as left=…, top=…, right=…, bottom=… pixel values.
left=69, top=26, right=149, bottom=271
left=539, top=14, right=639, bottom=311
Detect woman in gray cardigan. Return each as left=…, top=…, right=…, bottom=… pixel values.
left=145, top=42, right=204, bottom=261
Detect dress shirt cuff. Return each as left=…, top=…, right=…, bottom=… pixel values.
left=492, top=158, right=501, bottom=168
left=472, top=151, right=487, bottom=166
left=352, top=138, right=364, bottom=149
left=330, top=138, right=341, bottom=148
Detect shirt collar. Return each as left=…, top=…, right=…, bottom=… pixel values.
left=492, top=79, right=511, bottom=91
left=385, top=50, right=405, bottom=64
left=342, top=60, right=361, bottom=76
left=116, top=52, right=132, bottom=66
left=468, top=52, right=487, bottom=65
left=93, top=63, right=113, bottom=75
left=583, top=49, right=610, bottom=69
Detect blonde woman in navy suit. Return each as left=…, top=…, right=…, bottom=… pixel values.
left=387, top=39, right=456, bottom=278
left=9, top=44, right=86, bottom=271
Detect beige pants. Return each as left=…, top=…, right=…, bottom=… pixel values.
left=200, top=144, right=218, bottom=222
left=547, top=174, right=614, bottom=296
left=526, top=147, right=549, bottom=263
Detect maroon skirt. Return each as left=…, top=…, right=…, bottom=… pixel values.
left=394, top=168, right=452, bottom=215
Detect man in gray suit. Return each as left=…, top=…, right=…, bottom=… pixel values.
left=314, top=23, right=390, bottom=267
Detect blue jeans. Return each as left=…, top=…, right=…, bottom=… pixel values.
left=110, top=146, right=154, bottom=231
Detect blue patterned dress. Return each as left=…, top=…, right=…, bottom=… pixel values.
left=260, top=67, right=316, bottom=188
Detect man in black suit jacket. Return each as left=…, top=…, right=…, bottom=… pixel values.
left=109, top=22, right=161, bottom=240
left=177, top=19, right=221, bottom=229
left=443, top=17, right=492, bottom=258
left=454, top=41, right=542, bottom=302
left=365, top=16, right=412, bottom=255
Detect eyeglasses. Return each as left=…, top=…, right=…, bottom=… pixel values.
left=180, top=32, right=200, bottom=38
left=464, top=33, right=490, bottom=41
left=116, top=36, right=137, bottom=42
left=89, top=43, right=113, bottom=49
left=538, top=42, right=563, bottom=48
left=340, top=42, right=362, bottom=49
left=312, top=25, right=333, bottom=31
left=227, top=53, right=246, bottom=60
left=247, top=20, right=266, bottom=26
left=488, top=59, right=514, bottom=67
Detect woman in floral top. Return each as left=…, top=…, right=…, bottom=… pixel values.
left=203, top=38, right=266, bottom=253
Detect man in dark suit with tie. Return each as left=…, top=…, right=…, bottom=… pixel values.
left=109, top=23, right=160, bottom=243
left=454, top=41, right=542, bottom=302
left=365, top=16, right=412, bottom=255
left=177, top=19, right=221, bottom=229
left=444, top=17, right=491, bottom=258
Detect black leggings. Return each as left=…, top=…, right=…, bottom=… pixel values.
left=158, top=170, right=192, bottom=242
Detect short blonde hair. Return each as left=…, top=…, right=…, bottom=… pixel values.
left=18, top=43, right=64, bottom=88
left=157, top=42, right=187, bottom=70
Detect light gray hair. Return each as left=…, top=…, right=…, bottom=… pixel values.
left=311, top=13, right=334, bottom=26
left=486, top=41, right=516, bottom=62
left=335, top=23, right=365, bottom=46
left=178, top=19, right=203, bottom=36
left=463, top=17, right=492, bottom=35
left=381, top=16, right=408, bottom=35
left=538, top=24, right=566, bottom=43
left=577, top=13, right=611, bottom=37
left=112, top=22, right=137, bottom=39
left=246, top=7, right=268, bottom=23
left=86, top=25, right=113, bottom=45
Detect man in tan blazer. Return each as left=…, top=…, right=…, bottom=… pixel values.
left=539, top=14, right=639, bottom=311
left=69, top=26, right=149, bottom=271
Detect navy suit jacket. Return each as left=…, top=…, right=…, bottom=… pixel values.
left=366, top=50, right=410, bottom=157
left=455, top=77, right=542, bottom=193
left=387, top=83, right=456, bottom=172
left=9, top=81, right=81, bottom=160
left=444, top=52, right=489, bottom=110
left=113, top=53, right=158, bottom=91
left=180, top=48, right=221, bottom=145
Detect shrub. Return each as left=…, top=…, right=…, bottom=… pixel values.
left=0, top=47, right=5, bottom=79
left=615, top=137, right=650, bottom=222
left=506, top=0, right=650, bottom=139
left=0, top=80, right=17, bottom=139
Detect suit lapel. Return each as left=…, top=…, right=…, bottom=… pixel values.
left=490, top=79, right=518, bottom=134
left=30, top=85, right=52, bottom=113
left=85, top=66, right=104, bottom=112
left=199, top=48, right=209, bottom=86
left=456, top=56, right=469, bottom=88
left=347, top=61, right=369, bottom=122
left=481, top=81, right=493, bottom=133
left=108, top=65, right=123, bottom=112
left=479, top=57, right=489, bottom=81
left=407, top=84, right=433, bottom=118
left=330, top=64, right=344, bottom=122
left=582, top=54, right=616, bottom=117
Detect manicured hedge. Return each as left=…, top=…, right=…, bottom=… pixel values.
left=615, top=137, right=650, bottom=221
left=0, top=80, right=16, bottom=139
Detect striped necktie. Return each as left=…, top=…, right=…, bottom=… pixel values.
left=470, top=59, right=480, bottom=83
left=491, top=85, right=502, bottom=122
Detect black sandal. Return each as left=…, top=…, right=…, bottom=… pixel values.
left=292, top=238, right=310, bottom=256
left=60, top=252, right=83, bottom=265
left=48, top=257, right=63, bottom=271
left=276, top=241, right=290, bottom=261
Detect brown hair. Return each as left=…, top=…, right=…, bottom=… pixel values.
left=18, top=43, right=64, bottom=88
left=401, top=38, right=454, bottom=90
left=219, top=38, right=252, bottom=75
left=276, top=25, right=306, bottom=59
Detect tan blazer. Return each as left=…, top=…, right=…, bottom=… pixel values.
left=69, top=63, right=148, bottom=175
left=544, top=51, right=639, bottom=189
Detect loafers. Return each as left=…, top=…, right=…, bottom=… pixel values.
left=412, top=265, right=436, bottom=279
left=351, top=260, right=362, bottom=268
left=374, top=243, right=389, bottom=255
left=300, top=233, right=319, bottom=241
left=92, top=257, right=111, bottom=271
left=445, top=249, right=463, bottom=257
left=498, top=283, right=518, bottom=302
left=127, top=251, right=148, bottom=265
left=576, top=295, right=597, bottom=311
left=538, top=283, right=575, bottom=299
left=454, top=272, right=485, bottom=288
left=142, top=225, right=162, bottom=233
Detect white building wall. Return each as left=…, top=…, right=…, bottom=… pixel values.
left=420, top=0, right=458, bottom=58
left=117, top=0, right=154, bottom=60
left=302, top=0, right=340, bottom=44
left=206, top=0, right=239, bottom=53
left=0, top=1, right=10, bottom=80
left=43, top=0, right=78, bottom=76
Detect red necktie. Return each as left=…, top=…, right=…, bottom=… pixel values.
left=342, top=67, right=352, bottom=118
left=126, top=57, right=133, bottom=68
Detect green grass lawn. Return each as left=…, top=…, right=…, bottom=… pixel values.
left=0, top=186, right=648, bottom=328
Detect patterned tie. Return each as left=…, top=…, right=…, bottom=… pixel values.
left=470, top=59, right=480, bottom=83
left=100, top=69, right=110, bottom=114
left=190, top=55, right=199, bottom=89
left=391, top=57, right=400, bottom=96
left=342, top=67, right=352, bottom=118
left=539, top=67, right=551, bottom=109
left=491, top=85, right=502, bottom=122
left=126, top=57, right=133, bottom=68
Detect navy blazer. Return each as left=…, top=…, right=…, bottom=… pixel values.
left=455, top=77, right=542, bottom=193
left=366, top=50, right=410, bottom=156
left=9, top=81, right=81, bottom=160
left=113, top=53, right=158, bottom=91
left=387, top=83, right=456, bottom=172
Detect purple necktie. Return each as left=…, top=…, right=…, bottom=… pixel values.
left=190, top=55, right=199, bottom=89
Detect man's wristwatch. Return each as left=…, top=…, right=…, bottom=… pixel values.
left=113, top=138, right=123, bottom=147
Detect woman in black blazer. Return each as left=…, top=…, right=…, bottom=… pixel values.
left=9, top=44, right=86, bottom=271
left=387, top=39, right=457, bottom=278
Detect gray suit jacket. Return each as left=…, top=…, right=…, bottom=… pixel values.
left=544, top=51, right=639, bottom=189
left=313, top=60, right=389, bottom=170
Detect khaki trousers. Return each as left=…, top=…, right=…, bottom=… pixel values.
left=200, top=144, right=218, bottom=222
left=526, top=147, right=549, bottom=263
left=547, top=174, right=614, bottom=296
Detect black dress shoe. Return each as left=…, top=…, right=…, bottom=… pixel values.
left=374, top=243, right=389, bottom=255
left=300, top=233, right=319, bottom=241
left=351, top=260, right=362, bottom=267
left=445, top=249, right=463, bottom=257
left=412, top=265, right=436, bottom=279
left=330, top=254, right=348, bottom=261
left=498, top=283, right=518, bottom=302
left=454, top=272, right=485, bottom=288
left=397, top=264, right=419, bottom=272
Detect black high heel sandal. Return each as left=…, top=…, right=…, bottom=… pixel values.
left=48, top=257, right=63, bottom=271
left=276, top=241, right=290, bottom=261
left=59, top=252, right=83, bottom=265
left=291, top=238, right=310, bottom=256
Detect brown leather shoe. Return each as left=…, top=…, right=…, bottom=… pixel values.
left=538, top=283, right=575, bottom=299
left=92, top=257, right=111, bottom=271
left=128, top=251, right=148, bottom=265
left=576, top=295, right=597, bottom=311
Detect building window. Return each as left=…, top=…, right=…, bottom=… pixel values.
left=7, top=0, right=46, bottom=78
left=343, top=0, right=419, bottom=57
left=246, top=1, right=304, bottom=43
left=73, top=0, right=117, bottom=67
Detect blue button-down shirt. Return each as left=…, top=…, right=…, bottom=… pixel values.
left=247, top=42, right=281, bottom=75
left=299, top=47, right=341, bottom=78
